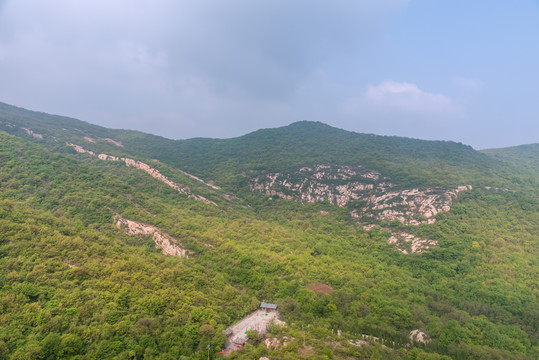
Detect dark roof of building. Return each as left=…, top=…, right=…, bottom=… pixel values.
left=232, top=334, right=248, bottom=344
left=260, top=302, right=277, bottom=309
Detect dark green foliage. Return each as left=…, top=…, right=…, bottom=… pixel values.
left=124, top=121, right=517, bottom=191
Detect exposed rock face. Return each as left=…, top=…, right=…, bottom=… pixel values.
left=348, top=339, right=369, bottom=347
left=67, top=143, right=93, bottom=155
left=22, top=127, right=44, bottom=139
left=387, top=232, right=438, bottom=254
left=115, top=217, right=189, bottom=257
left=250, top=164, right=472, bottom=254
left=83, top=136, right=96, bottom=143
left=250, top=164, right=471, bottom=226
left=104, top=138, right=124, bottom=147
left=351, top=185, right=472, bottom=226
left=66, top=143, right=216, bottom=205
left=250, top=165, right=380, bottom=207
left=349, top=335, right=392, bottom=349
left=97, top=153, right=121, bottom=161
left=264, top=336, right=293, bottom=349
left=409, top=330, right=430, bottom=344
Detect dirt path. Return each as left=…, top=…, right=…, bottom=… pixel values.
left=225, top=309, right=283, bottom=350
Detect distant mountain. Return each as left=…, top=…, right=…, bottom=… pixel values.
left=482, top=143, right=539, bottom=175
left=0, top=101, right=537, bottom=359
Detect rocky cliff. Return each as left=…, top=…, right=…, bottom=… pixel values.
left=67, top=143, right=216, bottom=205
left=249, top=164, right=471, bottom=226
left=250, top=164, right=472, bottom=253
left=115, top=217, right=189, bottom=257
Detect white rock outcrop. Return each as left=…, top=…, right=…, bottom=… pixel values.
left=387, top=232, right=438, bottom=254
left=250, top=164, right=472, bottom=226
left=115, top=217, right=189, bottom=257
left=409, top=330, right=430, bottom=344
left=104, top=138, right=124, bottom=147
left=264, top=337, right=293, bottom=349
left=250, top=164, right=474, bottom=255
left=22, top=127, right=44, bottom=139
left=66, top=143, right=216, bottom=205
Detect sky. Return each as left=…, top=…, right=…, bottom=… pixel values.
left=0, top=0, right=538, bottom=149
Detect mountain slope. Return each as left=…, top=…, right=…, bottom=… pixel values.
left=482, top=143, right=539, bottom=175
left=0, top=102, right=537, bottom=359
left=117, top=120, right=516, bottom=191
left=0, top=102, right=522, bottom=191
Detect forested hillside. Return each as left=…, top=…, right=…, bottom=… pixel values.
left=0, top=102, right=537, bottom=359
left=2, top=102, right=533, bottom=192
left=482, top=144, right=539, bottom=176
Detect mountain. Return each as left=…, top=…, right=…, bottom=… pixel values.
left=482, top=144, right=539, bottom=175
left=0, top=101, right=537, bottom=359
left=0, top=102, right=515, bottom=188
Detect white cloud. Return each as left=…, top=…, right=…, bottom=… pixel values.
left=337, top=80, right=465, bottom=141
left=363, top=80, right=457, bottom=115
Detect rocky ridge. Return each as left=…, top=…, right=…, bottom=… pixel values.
left=351, top=185, right=472, bottom=226
left=250, top=164, right=382, bottom=207
left=0, top=121, right=223, bottom=204
left=22, top=127, right=44, bottom=139
left=115, top=216, right=189, bottom=257
left=250, top=164, right=471, bottom=226
left=67, top=143, right=216, bottom=205
left=250, top=164, right=472, bottom=253
left=104, top=138, right=124, bottom=147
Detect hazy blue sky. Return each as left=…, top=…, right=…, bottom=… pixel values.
left=0, top=1, right=538, bottom=149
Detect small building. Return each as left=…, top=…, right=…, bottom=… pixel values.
left=260, top=302, right=277, bottom=313
left=232, top=333, right=248, bottom=349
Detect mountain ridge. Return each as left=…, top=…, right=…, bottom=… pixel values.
left=1, top=101, right=516, bottom=190
left=481, top=143, right=539, bottom=175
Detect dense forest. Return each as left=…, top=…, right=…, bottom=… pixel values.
left=0, top=102, right=537, bottom=359
left=481, top=144, right=539, bottom=176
